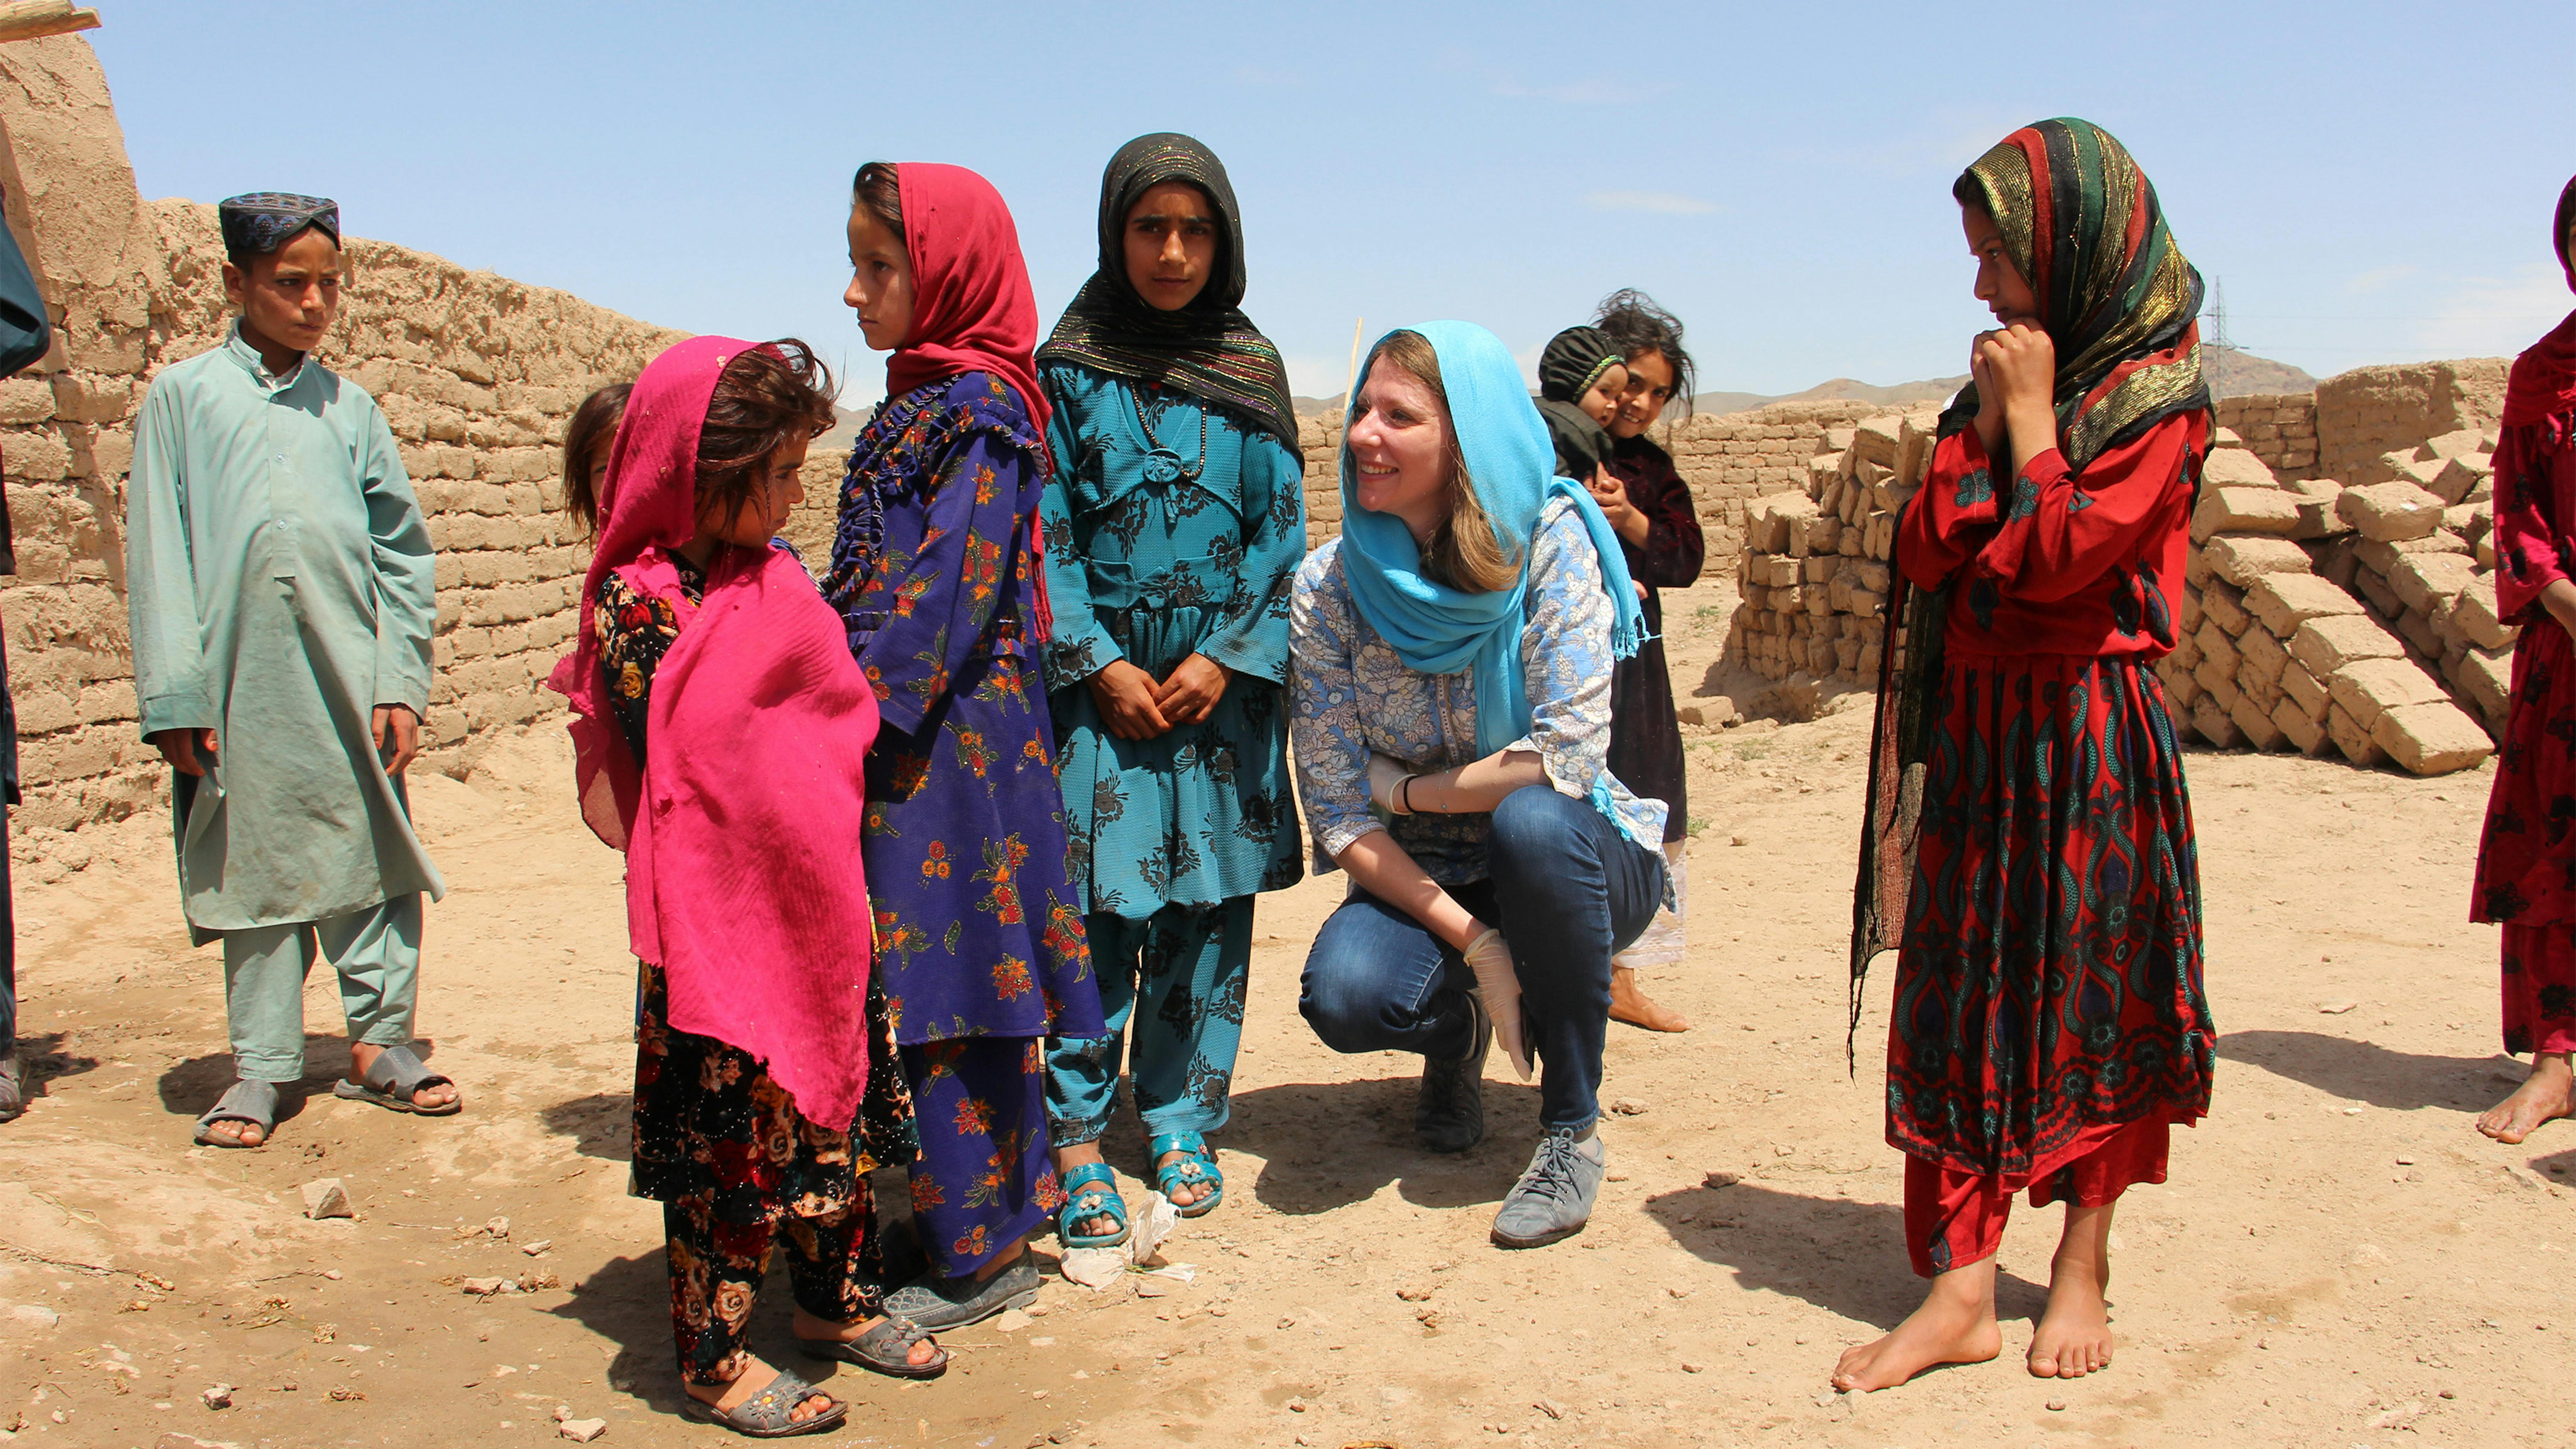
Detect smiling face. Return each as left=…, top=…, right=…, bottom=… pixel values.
left=1578, top=360, right=1630, bottom=428
left=1346, top=360, right=1455, bottom=542
left=845, top=206, right=916, bottom=351
left=1963, top=202, right=2042, bottom=327
left=1123, top=180, right=1218, bottom=312
left=702, top=434, right=811, bottom=548
left=222, top=227, right=342, bottom=360
left=1609, top=350, right=1673, bottom=439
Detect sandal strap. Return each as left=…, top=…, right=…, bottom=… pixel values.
left=737, top=1372, right=834, bottom=1429
left=198, top=1079, right=278, bottom=1129
left=364, top=1044, right=452, bottom=1096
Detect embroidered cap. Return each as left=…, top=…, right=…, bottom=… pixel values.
left=217, top=192, right=341, bottom=259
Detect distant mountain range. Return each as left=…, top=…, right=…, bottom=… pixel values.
left=1690, top=347, right=2316, bottom=417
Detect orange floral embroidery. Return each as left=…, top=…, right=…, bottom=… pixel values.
left=952, top=1224, right=992, bottom=1261
left=956, top=729, right=994, bottom=779
left=952, top=1096, right=996, bottom=1136
left=921, top=841, right=952, bottom=880
left=991, top=955, right=1033, bottom=1000
left=910, top=1173, right=945, bottom=1212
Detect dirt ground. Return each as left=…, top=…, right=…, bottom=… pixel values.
left=3, top=577, right=2573, bottom=1449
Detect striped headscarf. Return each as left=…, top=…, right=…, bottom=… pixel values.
left=1037, top=133, right=1299, bottom=451
left=1937, top=118, right=2208, bottom=469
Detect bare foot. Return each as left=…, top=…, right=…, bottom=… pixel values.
left=2031, top=1201, right=2116, bottom=1378
left=2477, top=1052, right=2573, bottom=1144
left=1609, top=966, right=1691, bottom=1033
left=203, top=1116, right=267, bottom=1148
left=1831, top=1266, right=2001, bottom=1392
left=2029, top=1264, right=2114, bottom=1378
left=686, top=1357, right=836, bottom=1423
left=788, top=1307, right=944, bottom=1370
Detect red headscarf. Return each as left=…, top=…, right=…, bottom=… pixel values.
left=2502, top=173, right=2576, bottom=429
left=543, top=335, right=881, bottom=1127
left=884, top=163, right=1052, bottom=443
left=877, top=162, right=1055, bottom=636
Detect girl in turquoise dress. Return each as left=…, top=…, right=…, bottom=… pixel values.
left=1035, top=134, right=1305, bottom=1243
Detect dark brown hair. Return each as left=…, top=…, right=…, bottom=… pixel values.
left=697, top=340, right=836, bottom=534
left=560, top=382, right=632, bottom=537
left=1593, top=288, right=1697, bottom=421
left=1364, top=330, right=1521, bottom=595
left=851, top=162, right=905, bottom=240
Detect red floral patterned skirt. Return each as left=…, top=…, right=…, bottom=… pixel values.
left=2474, top=620, right=2576, bottom=1053
left=1887, top=651, right=2215, bottom=1178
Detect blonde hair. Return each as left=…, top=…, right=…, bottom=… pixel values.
left=1366, top=330, right=1522, bottom=594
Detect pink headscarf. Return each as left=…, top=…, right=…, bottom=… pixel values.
left=880, top=162, right=1055, bottom=638
left=543, top=335, right=880, bottom=1127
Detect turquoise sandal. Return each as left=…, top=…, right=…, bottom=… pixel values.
left=1056, top=1162, right=1131, bottom=1249
left=1149, top=1131, right=1223, bottom=1219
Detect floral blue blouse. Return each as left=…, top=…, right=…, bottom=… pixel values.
left=1288, top=496, right=1671, bottom=896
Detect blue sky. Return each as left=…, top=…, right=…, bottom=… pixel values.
left=96, top=1, right=2576, bottom=404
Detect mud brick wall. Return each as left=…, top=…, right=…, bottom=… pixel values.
left=1296, top=400, right=1881, bottom=572
left=2315, top=359, right=2509, bottom=487
left=2213, top=392, right=2318, bottom=479
left=1722, top=408, right=1935, bottom=687
left=0, top=35, right=681, bottom=848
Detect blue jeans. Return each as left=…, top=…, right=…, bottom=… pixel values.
left=1298, top=787, right=1668, bottom=1131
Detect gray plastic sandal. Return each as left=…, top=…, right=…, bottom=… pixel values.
left=193, top=1079, right=278, bottom=1148
left=0, top=1051, right=23, bottom=1124
left=796, top=1314, right=947, bottom=1378
left=332, top=1044, right=460, bottom=1116
left=679, top=1370, right=846, bottom=1438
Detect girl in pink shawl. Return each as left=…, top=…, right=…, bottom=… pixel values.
left=547, top=336, right=944, bottom=1438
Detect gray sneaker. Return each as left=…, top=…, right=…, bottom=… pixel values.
left=1414, top=988, right=1491, bottom=1154
left=1490, top=1125, right=1605, bottom=1248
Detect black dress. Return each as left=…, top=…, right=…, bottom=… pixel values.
left=1602, top=434, right=1704, bottom=843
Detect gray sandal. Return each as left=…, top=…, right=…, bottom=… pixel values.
left=332, top=1044, right=460, bottom=1116
left=796, top=1315, right=947, bottom=1379
left=193, top=1079, right=278, bottom=1148
left=679, top=1370, right=846, bottom=1438
left=0, top=1051, right=22, bottom=1124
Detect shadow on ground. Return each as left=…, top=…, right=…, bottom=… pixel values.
left=1641, top=1179, right=2053, bottom=1333
left=1227, top=1076, right=1552, bottom=1216
left=2218, top=1030, right=2501, bottom=1112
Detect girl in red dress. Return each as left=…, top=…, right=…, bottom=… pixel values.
left=2470, top=173, right=2576, bottom=1146
left=1840, top=118, right=2217, bottom=1393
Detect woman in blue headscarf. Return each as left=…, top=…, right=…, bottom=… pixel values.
left=1288, top=322, right=1670, bottom=1250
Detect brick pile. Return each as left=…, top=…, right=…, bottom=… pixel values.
left=2212, top=392, right=2318, bottom=480
left=1725, top=408, right=1938, bottom=685
left=0, top=33, right=684, bottom=846
left=2155, top=435, right=2495, bottom=777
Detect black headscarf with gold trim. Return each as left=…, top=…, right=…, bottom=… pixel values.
left=1037, top=133, right=1299, bottom=451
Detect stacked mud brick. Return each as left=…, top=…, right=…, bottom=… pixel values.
left=2155, top=435, right=2495, bottom=777
left=1293, top=400, right=1876, bottom=560
left=2212, top=392, right=2318, bottom=480
left=1725, top=408, right=1938, bottom=685
left=0, top=28, right=687, bottom=845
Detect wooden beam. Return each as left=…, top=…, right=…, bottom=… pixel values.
left=0, top=0, right=98, bottom=45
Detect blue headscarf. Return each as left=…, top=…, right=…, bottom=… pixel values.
left=1338, top=321, right=1645, bottom=821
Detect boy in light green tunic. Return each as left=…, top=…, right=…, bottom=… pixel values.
left=125, top=194, right=456, bottom=1149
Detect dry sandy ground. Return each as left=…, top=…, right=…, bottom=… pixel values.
left=3, top=579, right=2573, bottom=1449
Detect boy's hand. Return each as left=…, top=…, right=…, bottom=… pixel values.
left=372, top=704, right=420, bottom=775
left=147, top=728, right=219, bottom=777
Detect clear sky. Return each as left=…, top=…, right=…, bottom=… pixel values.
left=93, top=1, right=2576, bottom=404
